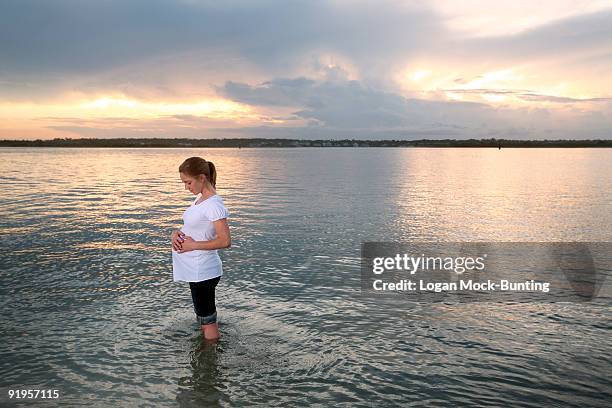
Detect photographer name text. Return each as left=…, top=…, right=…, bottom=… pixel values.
left=372, top=279, right=550, bottom=293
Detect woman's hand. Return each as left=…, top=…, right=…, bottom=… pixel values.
left=171, top=230, right=185, bottom=252
left=176, top=235, right=196, bottom=253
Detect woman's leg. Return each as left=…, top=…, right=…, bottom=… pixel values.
left=201, top=322, right=220, bottom=340
left=189, top=276, right=221, bottom=341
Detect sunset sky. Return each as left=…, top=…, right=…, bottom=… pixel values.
left=1, top=0, right=611, bottom=140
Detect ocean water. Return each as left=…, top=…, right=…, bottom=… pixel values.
left=0, top=147, right=611, bottom=407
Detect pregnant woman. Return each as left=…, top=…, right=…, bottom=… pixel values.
left=171, top=156, right=231, bottom=341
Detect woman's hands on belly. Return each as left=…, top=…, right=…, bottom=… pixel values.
left=175, top=235, right=196, bottom=253
left=171, top=229, right=186, bottom=251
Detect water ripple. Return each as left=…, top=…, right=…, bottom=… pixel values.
left=0, top=147, right=610, bottom=406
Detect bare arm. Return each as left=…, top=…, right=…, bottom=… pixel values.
left=177, top=219, right=231, bottom=252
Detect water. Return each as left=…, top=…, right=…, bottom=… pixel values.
left=0, top=147, right=611, bottom=407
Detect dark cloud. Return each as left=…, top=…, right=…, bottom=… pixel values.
left=220, top=77, right=419, bottom=128
left=0, top=0, right=441, bottom=75
left=2, top=1, right=608, bottom=81
left=0, top=0, right=446, bottom=101
left=441, top=89, right=533, bottom=95
left=220, top=78, right=317, bottom=107
left=443, top=89, right=612, bottom=103
left=516, top=94, right=612, bottom=103
left=218, top=75, right=612, bottom=138
left=447, top=9, right=612, bottom=63
left=2, top=1, right=610, bottom=100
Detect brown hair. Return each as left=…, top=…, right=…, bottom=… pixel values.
left=179, top=157, right=217, bottom=188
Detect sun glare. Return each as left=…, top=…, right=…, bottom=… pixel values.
left=0, top=96, right=260, bottom=123
left=411, top=70, right=431, bottom=82
left=80, top=96, right=253, bottom=119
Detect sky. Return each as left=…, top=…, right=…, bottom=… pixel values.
left=1, top=0, right=611, bottom=140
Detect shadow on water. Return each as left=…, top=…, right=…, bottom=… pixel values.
left=173, top=317, right=281, bottom=407
left=175, top=331, right=223, bottom=408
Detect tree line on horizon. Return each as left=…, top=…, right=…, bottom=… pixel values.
left=0, top=137, right=610, bottom=148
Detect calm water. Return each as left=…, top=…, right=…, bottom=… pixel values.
left=0, top=147, right=611, bottom=407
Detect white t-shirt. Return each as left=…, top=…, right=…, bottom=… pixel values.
left=172, top=194, right=229, bottom=282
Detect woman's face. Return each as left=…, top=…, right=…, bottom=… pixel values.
left=180, top=172, right=205, bottom=195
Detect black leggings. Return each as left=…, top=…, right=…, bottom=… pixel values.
left=189, top=276, right=221, bottom=325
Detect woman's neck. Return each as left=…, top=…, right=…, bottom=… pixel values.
left=199, top=188, right=216, bottom=199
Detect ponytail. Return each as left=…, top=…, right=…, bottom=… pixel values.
left=179, top=157, right=217, bottom=187
left=208, top=161, right=217, bottom=188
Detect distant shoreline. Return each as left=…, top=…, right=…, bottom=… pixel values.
left=0, top=137, right=610, bottom=148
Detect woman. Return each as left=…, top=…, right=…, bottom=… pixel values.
left=171, top=157, right=231, bottom=341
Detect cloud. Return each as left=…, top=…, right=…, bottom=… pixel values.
left=0, top=0, right=445, bottom=99
left=220, top=76, right=422, bottom=128
left=220, top=78, right=318, bottom=107
left=451, top=9, right=612, bottom=62
left=2, top=1, right=610, bottom=100
left=1, top=0, right=611, bottom=139
left=157, top=75, right=612, bottom=138
left=442, top=89, right=612, bottom=103
left=516, top=94, right=612, bottom=103
left=31, top=104, right=611, bottom=140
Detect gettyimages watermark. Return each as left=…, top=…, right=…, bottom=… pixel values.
left=361, top=242, right=612, bottom=302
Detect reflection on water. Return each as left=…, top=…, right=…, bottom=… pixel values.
left=176, top=339, right=222, bottom=407
left=0, top=147, right=611, bottom=406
